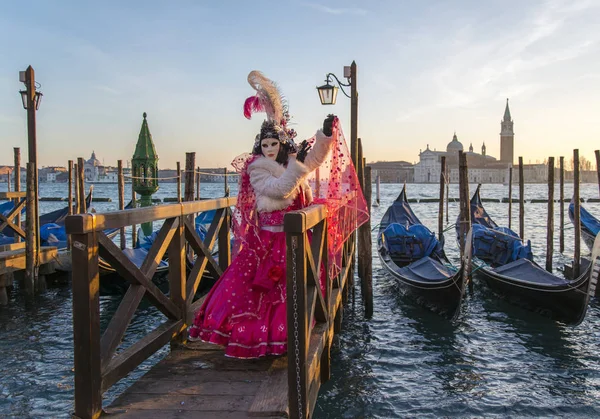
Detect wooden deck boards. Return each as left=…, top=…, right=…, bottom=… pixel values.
left=105, top=341, right=289, bottom=418
left=0, top=246, right=57, bottom=274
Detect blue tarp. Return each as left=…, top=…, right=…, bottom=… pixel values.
left=40, top=223, right=68, bottom=249
left=471, top=223, right=533, bottom=265
left=569, top=201, right=600, bottom=238
left=382, top=222, right=442, bottom=262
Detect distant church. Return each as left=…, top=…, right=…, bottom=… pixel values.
left=414, top=99, right=514, bottom=183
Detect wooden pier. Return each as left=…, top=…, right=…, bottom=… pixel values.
left=67, top=193, right=357, bottom=418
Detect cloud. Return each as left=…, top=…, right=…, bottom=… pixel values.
left=301, top=2, right=367, bottom=15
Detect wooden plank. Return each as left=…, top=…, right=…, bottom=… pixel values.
left=284, top=206, right=327, bottom=233
left=104, top=409, right=268, bottom=419
left=184, top=220, right=222, bottom=278
left=66, top=198, right=237, bottom=234
left=102, top=320, right=185, bottom=392
left=127, top=378, right=259, bottom=396
left=97, top=232, right=180, bottom=320
left=0, top=247, right=56, bottom=273
left=0, top=191, right=26, bottom=199
left=100, top=284, right=146, bottom=371
left=305, top=244, right=327, bottom=323
left=249, top=356, right=289, bottom=417
left=110, top=393, right=255, bottom=412
left=141, top=217, right=178, bottom=279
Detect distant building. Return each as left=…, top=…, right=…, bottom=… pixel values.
left=413, top=100, right=517, bottom=184
left=366, top=161, right=414, bottom=183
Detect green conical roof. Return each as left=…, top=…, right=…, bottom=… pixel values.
left=503, top=98, right=511, bottom=121
left=133, top=112, right=158, bottom=161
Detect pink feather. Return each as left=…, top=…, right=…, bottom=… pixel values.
left=243, top=95, right=263, bottom=119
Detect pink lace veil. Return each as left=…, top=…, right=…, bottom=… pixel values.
left=230, top=117, right=369, bottom=280
left=306, top=118, right=370, bottom=278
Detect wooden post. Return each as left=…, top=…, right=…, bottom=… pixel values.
left=6, top=172, right=10, bottom=192
left=168, top=214, right=187, bottom=339
left=23, top=67, right=40, bottom=274
left=74, top=163, right=80, bottom=215
left=508, top=166, right=513, bottom=230
left=560, top=156, right=565, bottom=253
left=286, top=228, right=308, bottom=419
left=219, top=207, right=232, bottom=272
left=315, top=167, right=321, bottom=199
left=118, top=160, right=126, bottom=250
left=375, top=171, right=380, bottom=206
left=350, top=61, right=358, bottom=170
left=573, top=149, right=581, bottom=278
left=224, top=167, right=229, bottom=197
left=546, top=157, right=554, bottom=272
left=176, top=162, right=182, bottom=203
left=458, top=151, right=471, bottom=291
left=184, top=153, right=195, bottom=202
left=14, top=148, right=21, bottom=243
left=25, top=162, right=37, bottom=294
left=131, top=186, right=137, bottom=247
left=357, top=140, right=364, bottom=280
left=195, top=166, right=200, bottom=200
left=595, top=150, right=600, bottom=198
left=77, top=157, right=85, bottom=214
left=438, top=156, right=446, bottom=241
left=70, top=228, right=102, bottom=418
left=362, top=166, right=373, bottom=318
left=445, top=170, right=449, bottom=223
left=68, top=160, right=73, bottom=249
left=519, top=156, right=525, bottom=240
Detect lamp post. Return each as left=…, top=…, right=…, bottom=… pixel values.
left=19, top=66, right=43, bottom=289
left=316, top=61, right=358, bottom=170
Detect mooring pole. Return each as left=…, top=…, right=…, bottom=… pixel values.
left=14, top=148, right=21, bottom=243
left=438, top=156, right=446, bottom=241
left=546, top=157, right=554, bottom=272
left=519, top=156, right=525, bottom=240
left=176, top=161, right=182, bottom=203
left=595, top=150, right=600, bottom=199
left=363, top=165, right=373, bottom=318
left=196, top=166, right=200, bottom=200
left=508, top=166, right=513, bottom=230
left=559, top=156, right=565, bottom=253
left=118, top=160, right=126, bottom=250
left=573, top=149, right=581, bottom=278
left=458, top=151, right=471, bottom=292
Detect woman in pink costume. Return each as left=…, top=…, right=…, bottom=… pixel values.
left=189, top=71, right=367, bottom=358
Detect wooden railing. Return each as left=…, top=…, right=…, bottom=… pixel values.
left=66, top=198, right=235, bottom=419
left=284, top=192, right=357, bottom=419
left=0, top=192, right=26, bottom=240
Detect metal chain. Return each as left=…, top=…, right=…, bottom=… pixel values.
left=291, top=236, right=304, bottom=419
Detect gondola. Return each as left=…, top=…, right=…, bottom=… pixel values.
left=568, top=199, right=600, bottom=251
left=377, top=185, right=470, bottom=320
left=467, top=185, right=595, bottom=325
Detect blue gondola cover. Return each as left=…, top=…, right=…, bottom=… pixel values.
left=382, top=223, right=442, bottom=262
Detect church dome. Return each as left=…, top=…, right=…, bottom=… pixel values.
left=87, top=151, right=101, bottom=167
left=446, top=133, right=463, bottom=152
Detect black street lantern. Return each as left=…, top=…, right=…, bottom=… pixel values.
left=317, top=80, right=338, bottom=105
left=316, top=72, right=351, bottom=105
left=19, top=89, right=43, bottom=110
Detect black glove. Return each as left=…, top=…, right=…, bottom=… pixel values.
left=296, top=140, right=312, bottom=163
left=323, top=114, right=336, bottom=137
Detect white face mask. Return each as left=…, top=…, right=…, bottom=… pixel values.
left=261, top=138, right=280, bottom=161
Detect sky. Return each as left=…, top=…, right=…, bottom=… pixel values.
left=1, top=0, right=599, bottom=170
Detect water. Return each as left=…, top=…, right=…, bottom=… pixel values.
left=1, top=181, right=600, bottom=418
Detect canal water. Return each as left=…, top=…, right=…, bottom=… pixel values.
left=1, top=182, right=600, bottom=418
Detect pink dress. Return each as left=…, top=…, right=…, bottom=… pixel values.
left=189, top=190, right=324, bottom=358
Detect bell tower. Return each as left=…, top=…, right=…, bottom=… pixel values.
left=500, top=98, right=514, bottom=164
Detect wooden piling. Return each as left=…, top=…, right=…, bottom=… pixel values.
left=559, top=156, right=565, bottom=253
left=595, top=150, right=600, bottom=198
left=13, top=148, right=21, bottom=243
left=546, top=157, right=554, bottom=272
left=362, top=166, right=373, bottom=318
left=184, top=153, right=195, bottom=202
left=458, top=151, right=471, bottom=291
left=118, top=160, right=126, bottom=250
left=445, top=170, right=449, bottom=223
left=6, top=172, right=10, bottom=192
left=77, top=157, right=85, bottom=214
left=224, top=167, right=229, bottom=197
left=25, top=163, right=37, bottom=294
left=508, top=166, right=513, bottom=230
left=74, top=163, right=80, bottom=215
left=375, top=171, right=380, bottom=206
left=195, top=166, right=200, bottom=200
left=573, top=149, right=581, bottom=278
left=519, top=156, right=525, bottom=240
left=68, top=160, right=73, bottom=249
left=131, top=185, right=137, bottom=247
left=176, top=162, right=182, bottom=203
left=357, top=140, right=364, bottom=281
left=438, top=156, right=446, bottom=241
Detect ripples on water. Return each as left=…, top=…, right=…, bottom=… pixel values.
left=1, top=183, right=600, bottom=418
